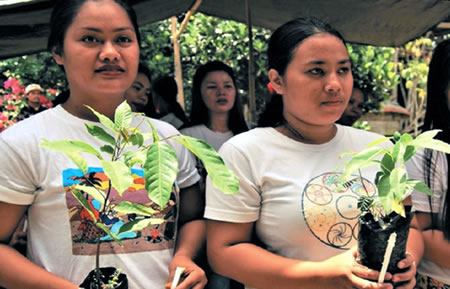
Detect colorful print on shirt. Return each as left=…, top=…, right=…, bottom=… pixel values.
left=62, top=167, right=177, bottom=255
left=302, top=172, right=376, bottom=249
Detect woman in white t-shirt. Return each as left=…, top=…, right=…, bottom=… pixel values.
left=205, top=17, right=422, bottom=289
left=406, top=39, right=450, bottom=289
left=181, top=60, right=249, bottom=289
left=0, top=1, right=206, bottom=288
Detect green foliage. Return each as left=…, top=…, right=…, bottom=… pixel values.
left=340, top=130, right=450, bottom=218
left=41, top=101, right=238, bottom=237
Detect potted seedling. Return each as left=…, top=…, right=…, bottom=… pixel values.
left=40, top=101, right=239, bottom=289
left=339, top=130, right=450, bottom=286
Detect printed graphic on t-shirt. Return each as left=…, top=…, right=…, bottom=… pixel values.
left=63, top=167, right=177, bottom=255
left=302, top=172, right=376, bottom=249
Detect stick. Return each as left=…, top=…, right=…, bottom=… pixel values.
left=170, top=267, right=185, bottom=289
left=378, top=232, right=397, bottom=284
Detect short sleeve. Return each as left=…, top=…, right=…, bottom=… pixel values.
left=204, top=140, right=261, bottom=223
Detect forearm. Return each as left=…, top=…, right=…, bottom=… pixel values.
left=423, top=230, right=450, bottom=268
left=174, top=219, right=206, bottom=260
left=210, top=242, right=332, bottom=289
left=0, top=244, right=78, bottom=289
left=406, top=226, right=424, bottom=265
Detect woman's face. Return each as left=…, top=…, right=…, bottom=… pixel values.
left=53, top=0, right=139, bottom=105
left=271, top=33, right=353, bottom=127
left=200, top=71, right=236, bottom=115
left=125, top=72, right=151, bottom=112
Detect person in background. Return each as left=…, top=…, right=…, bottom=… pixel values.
left=151, top=75, right=189, bottom=129
left=405, top=38, right=450, bottom=289
left=17, top=83, right=48, bottom=120
left=181, top=60, right=248, bottom=152
left=336, top=82, right=367, bottom=126
left=0, top=1, right=206, bottom=288
left=205, top=17, right=421, bottom=289
left=124, top=63, right=152, bottom=113
left=181, top=60, right=248, bottom=289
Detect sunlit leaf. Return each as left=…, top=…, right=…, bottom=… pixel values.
left=100, top=160, right=133, bottom=196
left=85, top=124, right=115, bottom=145
left=115, top=201, right=157, bottom=217
left=114, top=101, right=133, bottom=129
left=86, top=105, right=117, bottom=133
left=144, top=142, right=178, bottom=209
left=175, top=135, right=239, bottom=194
left=117, top=218, right=164, bottom=235
left=72, top=188, right=98, bottom=222
left=74, top=184, right=106, bottom=207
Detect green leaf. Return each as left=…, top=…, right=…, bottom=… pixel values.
left=341, top=146, right=385, bottom=180
left=146, top=119, right=160, bottom=142
left=175, top=135, right=239, bottom=194
left=403, top=145, right=416, bottom=162
left=100, top=160, right=133, bottom=196
left=85, top=124, right=115, bottom=146
left=86, top=105, right=117, bottom=133
left=124, top=150, right=146, bottom=168
left=40, top=138, right=103, bottom=174
left=144, top=142, right=178, bottom=209
left=389, top=167, right=407, bottom=201
left=114, top=201, right=157, bottom=217
left=96, top=222, right=123, bottom=246
left=74, top=184, right=106, bottom=207
left=117, top=218, right=164, bottom=235
left=129, top=133, right=144, bottom=147
left=100, top=145, right=115, bottom=155
left=72, top=188, right=98, bottom=222
left=114, top=101, right=133, bottom=129
left=380, top=153, right=394, bottom=174
left=406, top=179, right=432, bottom=196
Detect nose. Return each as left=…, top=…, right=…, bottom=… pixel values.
left=216, top=86, right=225, bottom=96
left=324, top=73, right=341, bottom=94
left=99, top=41, right=120, bottom=63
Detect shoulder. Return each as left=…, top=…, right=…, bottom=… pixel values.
left=180, top=124, right=205, bottom=136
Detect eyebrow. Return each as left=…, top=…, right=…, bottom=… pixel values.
left=79, top=27, right=134, bottom=33
left=306, top=59, right=351, bottom=65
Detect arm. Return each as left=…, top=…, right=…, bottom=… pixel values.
left=0, top=201, right=78, bottom=289
left=207, top=220, right=392, bottom=289
left=422, top=229, right=450, bottom=268
left=391, top=197, right=425, bottom=289
left=166, top=183, right=207, bottom=289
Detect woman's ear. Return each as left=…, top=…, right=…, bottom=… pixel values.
left=52, top=47, right=64, bottom=65
left=268, top=69, right=283, bottom=95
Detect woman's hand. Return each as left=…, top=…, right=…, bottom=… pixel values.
left=165, top=255, right=207, bottom=289
left=390, top=252, right=417, bottom=289
left=319, top=248, right=393, bottom=289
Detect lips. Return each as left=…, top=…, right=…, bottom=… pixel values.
left=216, top=98, right=228, bottom=104
left=95, top=65, right=125, bottom=73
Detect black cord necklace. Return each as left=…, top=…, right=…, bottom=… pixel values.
left=283, top=119, right=305, bottom=141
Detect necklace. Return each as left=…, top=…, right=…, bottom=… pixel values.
left=283, top=119, right=305, bottom=141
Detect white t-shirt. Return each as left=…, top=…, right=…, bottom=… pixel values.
left=181, top=124, right=234, bottom=151
left=205, top=125, right=388, bottom=289
left=0, top=105, right=200, bottom=289
left=405, top=149, right=450, bottom=284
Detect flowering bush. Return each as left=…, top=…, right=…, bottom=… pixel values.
left=0, top=77, right=56, bottom=132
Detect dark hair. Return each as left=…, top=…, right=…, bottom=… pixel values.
left=150, top=75, right=189, bottom=126
left=47, top=0, right=141, bottom=55
left=258, top=17, right=346, bottom=127
left=189, top=60, right=248, bottom=135
left=137, top=62, right=152, bottom=84
left=422, top=39, right=450, bottom=239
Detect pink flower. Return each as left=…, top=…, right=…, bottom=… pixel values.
left=4, top=94, right=14, bottom=100
left=0, top=113, right=8, bottom=122
left=47, top=88, right=58, bottom=95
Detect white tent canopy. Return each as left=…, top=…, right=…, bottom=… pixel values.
left=1, top=0, right=449, bottom=59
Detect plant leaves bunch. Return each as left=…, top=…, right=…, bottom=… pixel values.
left=340, top=130, right=450, bottom=217
left=40, top=101, right=239, bottom=245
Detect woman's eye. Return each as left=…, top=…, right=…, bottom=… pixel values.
left=207, top=86, right=217, bottom=90
left=117, top=36, right=132, bottom=43
left=81, top=36, right=99, bottom=43
left=309, top=68, right=324, bottom=75
left=338, top=67, right=350, bottom=74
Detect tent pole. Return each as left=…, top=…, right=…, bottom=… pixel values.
left=245, top=0, right=256, bottom=123
left=171, top=0, right=203, bottom=110
left=171, top=16, right=185, bottom=109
